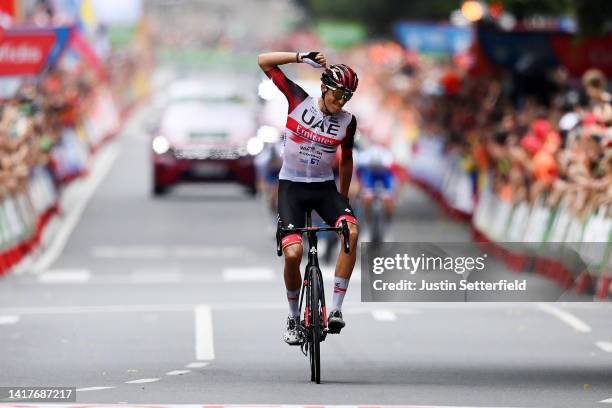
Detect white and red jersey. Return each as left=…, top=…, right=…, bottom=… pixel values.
left=265, top=67, right=356, bottom=183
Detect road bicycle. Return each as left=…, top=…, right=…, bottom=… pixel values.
left=276, top=211, right=350, bottom=384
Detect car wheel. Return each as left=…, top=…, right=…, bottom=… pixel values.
left=245, top=184, right=257, bottom=197
left=153, top=184, right=168, bottom=196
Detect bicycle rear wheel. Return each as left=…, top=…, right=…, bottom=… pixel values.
left=371, top=200, right=383, bottom=244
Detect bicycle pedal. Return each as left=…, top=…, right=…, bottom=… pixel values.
left=320, top=330, right=328, bottom=341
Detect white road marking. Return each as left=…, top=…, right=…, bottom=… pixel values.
left=30, top=144, right=120, bottom=274
left=0, top=304, right=195, bottom=315
left=173, top=246, right=253, bottom=259
left=185, top=362, right=209, bottom=368
left=125, top=378, right=160, bottom=384
left=166, top=370, right=191, bottom=376
left=0, top=315, right=20, bottom=324
left=91, top=245, right=168, bottom=259
left=537, top=303, right=592, bottom=333
left=560, top=302, right=612, bottom=310
left=132, top=266, right=180, bottom=274
left=371, top=309, right=397, bottom=321
left=194, top=305, right=215, bottom=361
left=596, top=341, right=612, bottom=353
left=222, top=267, right=274, bottom=281
left=131, top=272, right=183, bottom=283
left=0, top=302, right=418, bottom=316
left=76, top=386, right=115, bottom=392
left=6, top=404, right=534, bottom=408
left=602, top=398, right=612, bottom=403
left=37, top=269, right=91, bottom=283
left=90, top=245, right=254, bottom=259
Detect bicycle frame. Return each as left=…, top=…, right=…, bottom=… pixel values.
left=299, top=212, right=326, bottom=333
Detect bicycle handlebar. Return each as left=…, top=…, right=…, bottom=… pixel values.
left=276, top=219, right=351, bottom=256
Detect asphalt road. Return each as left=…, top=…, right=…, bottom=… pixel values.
left=0, top=105, right=611, bottom=408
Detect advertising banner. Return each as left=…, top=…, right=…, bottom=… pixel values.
left=0, top=26, right=74, bottom=77
left=316, top=20, right=366, bottom=49
left=0, top=29, right=56, bottom=76
left=477, top=28, right=612, bottom=76
left=550, top=34, right=612, bottom=77
left=477, top=28, right=558, bottom=71
left=394, top=22, right=473, bottom=54
left=47, top=26, right=74, bottom=68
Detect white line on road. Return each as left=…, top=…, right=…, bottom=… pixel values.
left=173, top=246, right=254, bottom=259
left=537, top=303, right=592, bottom=333
left=131, top=272, right=183, bottom=283
left=76, top=386, right=116, bottom=392
left=0, top=304, right=194, bottom=315
left=194, top=305, right=215, bottom=361
left=596, top=341, right=612, bottom=353
left=38, top=269, right=91, bottom=284
left=602, top=398, right=612, bottom=403
left=125, top=378, right=160, bottom=384
left=0, top=302, right=419, bottom=315
left=185, top=362, right=209, bottom=369
left=14, top=404, right=532, bottom=408
left=222, top=267, right=274, bottom=281
left=166, top=370, right=191, bottom=376
left=371, top=309, right=397, bottom=321
left=91, top=245, right=168, bottom=259
left=30, top=144, right=119, bottom=274
left=0, top=315, right=20, bottom=324
left=90, top=245, right=254, bottom=259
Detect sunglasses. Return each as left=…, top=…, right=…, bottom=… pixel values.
left=326, top=86, right=353, bottom=101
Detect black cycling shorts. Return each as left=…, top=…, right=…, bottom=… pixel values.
left=277, top=179, right=357, bottom=248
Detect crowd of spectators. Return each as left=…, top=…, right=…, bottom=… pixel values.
left=0, top=68, right=97, bottom=200
left=430, top=66, right=611, bottom=219
left=345, top=41, right=611, bottom=221
left=0, top=0, right=150, bottom=204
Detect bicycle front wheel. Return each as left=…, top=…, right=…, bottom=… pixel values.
left=309, top=267, right=322, bottom=384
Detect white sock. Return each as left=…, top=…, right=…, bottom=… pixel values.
left=287, top=289, right=300, bottom=317
left=331, top=277, right=349, bottom=312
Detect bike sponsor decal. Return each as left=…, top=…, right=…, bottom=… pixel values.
left=286, top=117, right=341, bottom=147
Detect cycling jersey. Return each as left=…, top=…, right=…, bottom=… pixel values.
left=360, top=167, right=395, bottom=197
left=357, top=145, right=395, bottom=197
left=357, top=145, right=394, bottom=170
left=265, top=67, right=356, bottom=183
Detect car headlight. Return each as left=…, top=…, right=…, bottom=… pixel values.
left=152, top=136, right=170, bottom=155
left=256, top=125, right=280, bottom=143
left=258, top=79, right=277, bottom=101
left=246, top=137, right=264, bottom=156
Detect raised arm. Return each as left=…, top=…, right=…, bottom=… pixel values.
left=258, top=52, right=326, bottom=113
left=258, top=51, right=327, bottom=72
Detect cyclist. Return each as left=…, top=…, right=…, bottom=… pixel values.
left=257, top=51, right=359, bottom=345
left=357, top=142, right=395, bottom=240
left=255, top=141, right=283, bottom=214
